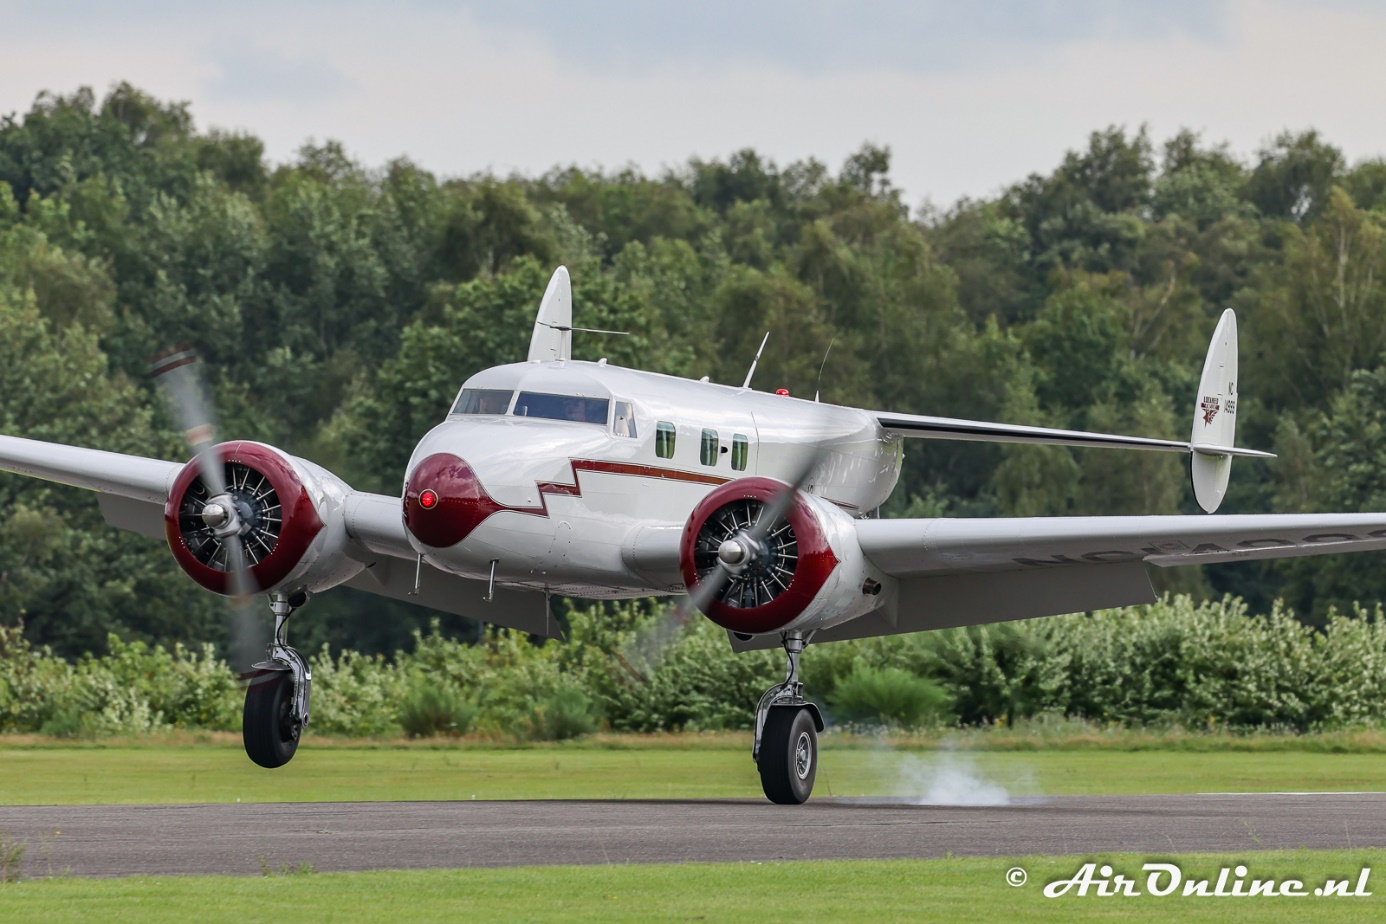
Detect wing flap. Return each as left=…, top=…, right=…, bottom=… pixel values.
left=339, top=490, right=560, bottom=637
left=729, top=561, right=1155, bottom=650
left=344, top=557, right=559, bottom=638
left=97, top=494, right=167, bottom=539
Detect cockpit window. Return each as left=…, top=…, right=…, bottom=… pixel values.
left=613, top=400, right=637, bottom=438
left=452, top=388, right=513, bottom=415
left=513, top=392, right=611, bottom=425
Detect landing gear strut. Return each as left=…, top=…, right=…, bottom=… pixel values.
left=242, top=591, right=311, bottom=769
left=754, top=631, right=823, bottom=804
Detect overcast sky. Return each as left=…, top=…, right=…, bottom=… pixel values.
left=2, top=1, right=1383, bottom=207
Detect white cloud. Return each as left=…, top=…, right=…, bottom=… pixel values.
left=453, top=0, right=1228, bottom=75
left=204, top=42, right=352, bottom=104
left=0, top=1, right=1383, bottom=207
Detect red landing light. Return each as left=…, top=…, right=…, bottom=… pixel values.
left=775, top=388, right=790, bottom=396
left=419, top=489, right=439, bottom=509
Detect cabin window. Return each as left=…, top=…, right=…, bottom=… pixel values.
left=613, top=400, right=637, bottom=438
left=731, top=434, right=749, bottom=471
left=452, top=388, right=513, bottom=415
left=700, top=429, right=719, bottom=466
left=655, top=422, right=676, bottom=459
left=513, top=392, right=610, bottom=425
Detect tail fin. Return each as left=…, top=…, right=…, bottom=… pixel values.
left=1189, top=309, right=1240, bottom=512
left=527, top=266, right=572, bottom=363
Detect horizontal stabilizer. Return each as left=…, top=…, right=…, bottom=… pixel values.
left=876, top=414, right=1194, bottom=453
left=1192, top=444, right=1274, bottom=459
left=874, top=307, right=1273, bottom=515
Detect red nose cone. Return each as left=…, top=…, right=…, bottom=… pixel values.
left=404, top=454, right=538, bottom=549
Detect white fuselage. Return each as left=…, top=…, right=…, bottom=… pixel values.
left=403, top=360, right=903, bottom=597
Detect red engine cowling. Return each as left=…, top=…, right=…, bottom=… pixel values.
left=164, top=441, right=363, bottom=596
left=679, top=477, right=890, bottom=637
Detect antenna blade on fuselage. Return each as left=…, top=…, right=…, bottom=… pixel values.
left=742, top=332, right=770, bottom=389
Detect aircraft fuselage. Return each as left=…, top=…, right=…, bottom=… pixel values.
left=401, top=360, right=903, bottom=598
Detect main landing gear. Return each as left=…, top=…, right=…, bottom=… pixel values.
left=243, top=591, right=312, bottom=769
left=754, top=631, right=824, bottom=804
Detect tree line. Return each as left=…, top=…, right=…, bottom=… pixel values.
left=2, top=83, right=1385, bottom=660
left=5, top=596, right=1383, bottom=737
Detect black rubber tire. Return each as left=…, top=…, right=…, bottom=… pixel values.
left=243, top=670, right=300, bottom=769
left=758, top=707, right=817, bottom=804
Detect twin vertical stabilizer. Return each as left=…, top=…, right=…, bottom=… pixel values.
left=527, top=266, right=572, bottom=362
left=1190, top=309, right=1240, bottom=513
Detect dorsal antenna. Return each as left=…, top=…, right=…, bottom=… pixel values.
left=814, top=338, right=835, bottom=403
left=742, top=332, right=770, bottom=389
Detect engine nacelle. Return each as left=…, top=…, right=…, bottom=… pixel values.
left=164, top=441, right=366, bottom=596
left=679, top=477, right=892, bottom=637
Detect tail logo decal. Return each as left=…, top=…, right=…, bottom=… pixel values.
left=1200, top=395, right=1220, bottom=426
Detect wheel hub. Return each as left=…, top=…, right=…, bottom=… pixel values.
left=795, top=731, right=813, bottom=779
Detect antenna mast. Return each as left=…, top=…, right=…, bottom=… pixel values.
left=742, top=332, right=770, bottom=389
left=814, top=339, right=835, bottom=403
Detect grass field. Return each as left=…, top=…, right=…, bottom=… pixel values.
left=3, top=731, right=1386, bottom=804
left=5, top=735, right=1385, bottom=922
left=2, top=852, right=1384, bottom=922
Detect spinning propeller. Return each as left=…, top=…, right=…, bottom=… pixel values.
left=150, top=347, right=268, bottom=673
left=614, top=443, right=829, bottom=683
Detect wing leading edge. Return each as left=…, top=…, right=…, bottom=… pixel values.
left=731, top=512, right=1386, bottom=651
left=854, top=513, right=1386, bottom=576
left=0, top=434, right=182, bottom=502
left=0, top=434, right=554, bottom=635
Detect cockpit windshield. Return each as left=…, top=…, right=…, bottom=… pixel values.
left=452, top=389, right=513, bottom=415
left=513, top=392, right=610, bottom=425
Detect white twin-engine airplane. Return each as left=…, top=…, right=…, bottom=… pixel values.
left=3, top=265, right=1385, bottom=803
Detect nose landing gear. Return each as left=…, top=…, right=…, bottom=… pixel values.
left=754, top=631, right=823, bottom=804
left=242, top=591, right=311, bottom=769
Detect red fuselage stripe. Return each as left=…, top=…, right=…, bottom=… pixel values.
left=404, top=453, right=737, bottom=549
left=493, top=458, right=731, bottom=519
left=537, top=459, right=730, bottom=497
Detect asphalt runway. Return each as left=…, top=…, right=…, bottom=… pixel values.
left=2, top=794, right=1383, bottom=878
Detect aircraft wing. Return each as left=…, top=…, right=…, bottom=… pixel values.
left=0, top=435, right=182, bottom=501
left=0, top=435, right=182, bottom=538
left=856, top=512, right=1386, bottom=576
left=731, top=512, right=1386, bottom=650
left=0, top=434, right=556, bottom=636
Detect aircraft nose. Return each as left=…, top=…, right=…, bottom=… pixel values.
left=403, top=453, right=503, bottom=548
